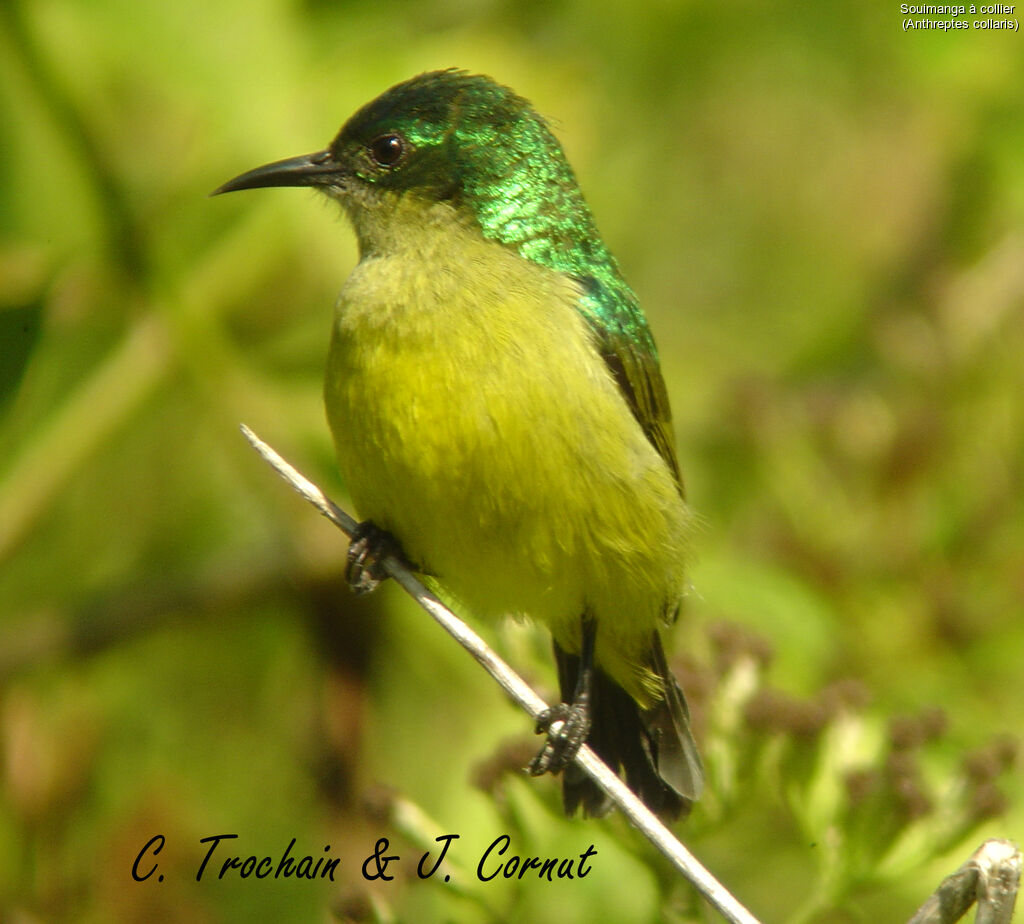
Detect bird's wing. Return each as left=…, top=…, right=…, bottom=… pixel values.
left=575, top=274, right=684, bottom=497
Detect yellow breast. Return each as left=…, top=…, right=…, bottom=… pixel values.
left=323, top=201, right=692, bottom=701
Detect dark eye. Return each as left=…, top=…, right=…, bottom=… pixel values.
left=369, top=133, right=406, bottom=168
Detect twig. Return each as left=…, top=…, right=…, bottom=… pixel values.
left=239, top=423, right=762, bottom=924
left=907, top=839, right=1021, bottom=924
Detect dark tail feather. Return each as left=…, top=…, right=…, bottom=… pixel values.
left=554, top=635, right=703, bottom=821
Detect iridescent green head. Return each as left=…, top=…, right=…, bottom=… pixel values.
left=214, top=69, right=609, bottom=272
left=322, top=69, right=538, bottom=208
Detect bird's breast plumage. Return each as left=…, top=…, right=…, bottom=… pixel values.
left=324, top=202, right=692, bottom=701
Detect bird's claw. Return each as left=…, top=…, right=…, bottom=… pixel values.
left=345, top=521, right=403, bottom=595
left=527, top=699, right=591, bottom=776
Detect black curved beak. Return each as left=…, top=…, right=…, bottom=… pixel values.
left=211, top=149, right=343, bottom=196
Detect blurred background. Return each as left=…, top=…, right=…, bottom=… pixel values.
left=1, top=0, right=1022, bottom=921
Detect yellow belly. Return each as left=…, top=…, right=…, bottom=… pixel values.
left=323, top=212, right=692, bottom=702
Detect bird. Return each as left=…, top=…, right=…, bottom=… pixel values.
left=214, top=69, right=703, bottom=820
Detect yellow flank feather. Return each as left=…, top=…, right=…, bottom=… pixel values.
left=324, top=196, right=694, bottom=705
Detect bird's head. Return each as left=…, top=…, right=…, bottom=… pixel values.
left=214, top=69, right=597, bottom=261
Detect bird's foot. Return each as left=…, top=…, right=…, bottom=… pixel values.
left=345, top=521, right=404, bottom=595
left=527, top=697, right=592, bottom=776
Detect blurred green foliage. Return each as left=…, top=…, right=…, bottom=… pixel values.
left=1, top=0, right=1021, bottom=921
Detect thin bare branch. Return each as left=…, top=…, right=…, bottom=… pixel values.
left=907, top=839, right=1021, bottom=924
left=239, top=423, right=762, bottom=924
left=241, top=424, right=1021, bottom=924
